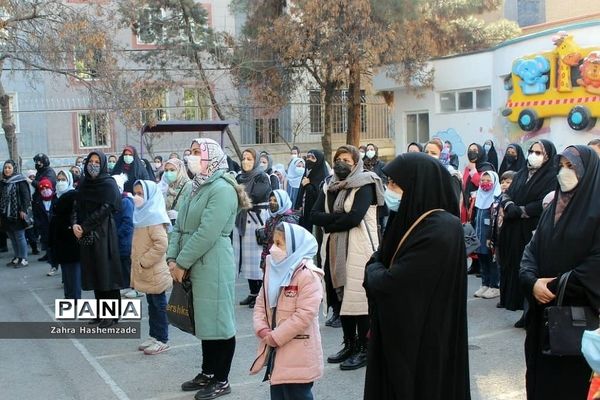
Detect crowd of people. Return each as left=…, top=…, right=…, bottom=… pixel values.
left=5, top=136, right=600, bottom=400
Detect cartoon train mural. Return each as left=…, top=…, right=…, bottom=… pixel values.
left=503, top=31, right=600, bottom=132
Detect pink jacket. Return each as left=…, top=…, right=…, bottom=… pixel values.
left=250, top=260, right=324, bottom=385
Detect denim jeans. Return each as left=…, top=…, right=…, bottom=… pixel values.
left=477, top=253, right=499, bottom=288
left=7, top=229, right=28, bottom=259
left=60, top=262, right=81, bottom=299
left=270, top=383, right=314, bottom=400
left=147, top=292, right=168, bottom=343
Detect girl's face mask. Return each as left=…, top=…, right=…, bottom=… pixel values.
left=269, top=244, right=287, bottom=263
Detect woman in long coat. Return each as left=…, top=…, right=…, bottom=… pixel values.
left=234, top=148, right=272, bottom=308
left=363, top=153, right=470, bottom=400
left=520, top=145, right=600, bottom=399
left=498, top=140, right=557, bottom=318
left=168, top=138, right=249, bottom=399
left=72, top=151, right=123, bottom=328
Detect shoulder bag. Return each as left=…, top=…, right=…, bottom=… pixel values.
left=542, top=271, right=599, bottom=356
left=389, top=209, right=444, bottom=264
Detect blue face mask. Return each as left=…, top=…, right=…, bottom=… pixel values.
left=582, top=330, right=600, bottom=373
left=384, top=189, right=402, bottom=212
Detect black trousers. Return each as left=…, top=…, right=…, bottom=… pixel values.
left=94, top=289, right=121, bottom=320
left=341, top=315, right=369, bottom=345
left=248, top=279, right=262, bottom=296
left=323, top=258, right=341, bottom=315
left=201, top=337, right=236, bottom=382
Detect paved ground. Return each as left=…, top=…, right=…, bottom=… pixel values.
left=0, top=254, right=527, bottom=400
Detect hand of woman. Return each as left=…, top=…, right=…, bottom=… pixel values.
left=19, top=211, right=26, bottom=220
left=264, top=333, right=278, bottom=348
left=72, top=224, right=83, bottom=239
left=301, top=177, right=310, bottom=187
left=533, top=278, right=557, bottom=304
left=171, top=266, right=186, bottom=283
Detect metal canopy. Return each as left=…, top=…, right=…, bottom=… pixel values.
left=139, top=119, right=238, bottom=157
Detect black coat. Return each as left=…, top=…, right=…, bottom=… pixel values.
left=297, top=149, right=328, bottom=232
left=49, top=191, right=80, bottom=264
left=32, top=196, right=56, bottom=245
left=0, top=178, right=31, bottom=231
left=363, top=211, right=470, bottom=400
left=72, top=199, right=123, bottom=291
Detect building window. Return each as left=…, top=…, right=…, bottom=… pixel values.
left=78, top=112, right=109, bottom=148
left=0, top=93, right=19, bottom=135
left=309, top=90, right=322, bottom=134
left=439, top=87, right=491, bottom=113
left=74, top=47, right=102, bottom=80
left=140, top=90, right=168, bottom=125
left=406, top=112, right=429, bottom=144
left=255, top=118, right=280, bottom=144
left=137, top=8, right=164, bottom=44
left=183, top=88, right=211, bottom=120
left=310, top=89, right=367, bottom=134
left=517, top=0, right=545, bottom=27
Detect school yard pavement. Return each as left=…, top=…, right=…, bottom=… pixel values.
left=0, top=255, right=526, bottom=400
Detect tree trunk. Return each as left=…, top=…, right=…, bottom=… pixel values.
left=0, top=77, right=19, bottom=165
left=346, top=60, right=361, bottom=147
left=322, top=79, right=335, bottom=166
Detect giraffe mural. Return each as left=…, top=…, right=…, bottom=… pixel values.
left=552, top=31, right=583, bottom=93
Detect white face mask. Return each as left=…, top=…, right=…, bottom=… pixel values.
left=133, top=195, right=145, bottom=208
left=154, top=162, right=161, bottom=169
left=187, top=155, right=202, bottom=175
left=557, top=167, right=578, bottom=192
left=527, top=152, right=544, bottom=169
left=123, top=155, right=134, bottom=165
left=56, top=181, right=69, bottom=194
left=269, top=244, right=287, bottom=263
left=359, top=151, right=365, bottom=159
left=366, top=150, right=376, bottom=159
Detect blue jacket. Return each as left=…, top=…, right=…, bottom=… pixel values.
left=474, top=206, right=492, bottom=255
left=115, top=195, right=134, bottom=257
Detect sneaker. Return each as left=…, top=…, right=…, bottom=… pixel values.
left=47, top=267, right=59, bottom=276
left=125, top=290, right=144, bottom=298
left=473, top=286, right=489, bottom=298
left=182, top=373, right=214, bottom=392
left=194, top=381, right=231, bottom=400
left=14, top=259, right=28, bottom=268
left=482, top=287, right=500, bottom=299
left=6, top=257, right=18, bottom=267
left=138, top=337, right=157, bottom=351
left=144, top=340, right=170, bottom=355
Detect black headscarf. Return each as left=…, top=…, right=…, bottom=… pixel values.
left=468, top=143, right=488, bottom=170
left=532, top=145, right=600, bottom=308
left=77, top=150, right=121, bottom=210
left=304, top=149, right=327, bottom=184
left=407, top=142, right=423, bottom=152
left=111, top=145, right=149, bottom=192
left=506, top=139, right=557, bottom=207
left=484, top=140, right=499, bottom=172
left=499, top=143, right=526, bottom=176
left=380, top=153, right=459, bottom=266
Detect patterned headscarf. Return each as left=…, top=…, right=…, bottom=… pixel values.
left=190, top=138, right=228, bottom=194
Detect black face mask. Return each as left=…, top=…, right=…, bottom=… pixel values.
left=35, top=163, right=44, bottom=171
left=467, top=150, right=478, bottom=162
left=333, top=161, right=352, bottom=180
left=305, top=160, right=316, bottom=170
left=506, top=154, right=517, bottom=163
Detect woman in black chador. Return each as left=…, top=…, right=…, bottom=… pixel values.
left=72, top=151, right=123, bottom=328
left=520, top=145, right=600, bottom=400
left=497, top=140, right=557, bottom=319
left=363, top=153, right=470, bottom=400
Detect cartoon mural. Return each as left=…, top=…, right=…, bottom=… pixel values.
left=503, top=31, right=600, bottom=132
left=432, top=128, right=467, bottom=156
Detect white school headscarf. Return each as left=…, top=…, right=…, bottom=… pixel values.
left=132, top=180, right=171, bottom=229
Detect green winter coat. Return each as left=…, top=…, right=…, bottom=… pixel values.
left=167, top=170, right=238, bottom=340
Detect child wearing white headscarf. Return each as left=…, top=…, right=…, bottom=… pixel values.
left=131, top=179, right=172, bottom=355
